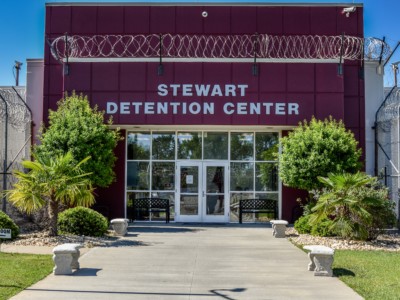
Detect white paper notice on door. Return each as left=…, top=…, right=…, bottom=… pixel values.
left=186, top=175, right=193, bottom=184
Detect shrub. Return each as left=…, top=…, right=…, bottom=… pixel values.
left=294, top=215, right=312, bottom=234
left=294, top=214, right=336, bottom=237
left=311, top=172, right=397, bottom=240
left=310, top=218, right=336, bottom=237
left=58, top=207, right=108, bottom=237
left=0, top=211, right=20, bottom=240
left=279, top=117, right=362, bottom=192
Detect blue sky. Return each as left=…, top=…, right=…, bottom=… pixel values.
left=0, top=0, right=399, bottom=86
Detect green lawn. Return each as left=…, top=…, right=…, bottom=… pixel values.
left=334, top=250, right=400, bottom=300
left=0, top=252, right=53, bottom=300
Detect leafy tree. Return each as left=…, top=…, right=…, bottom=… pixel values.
left=35, top=93, right=122, bottom=188
left=310, top=172, right=396, bottom=240
left=7, top=152, right=95, bottom=236
left=279, top=117, right=362, bottom=192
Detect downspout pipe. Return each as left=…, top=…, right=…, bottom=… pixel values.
left=0, top=93, right=8, bottom=213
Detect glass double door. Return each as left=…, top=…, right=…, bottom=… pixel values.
left=176, top=162, right=229, bottom=223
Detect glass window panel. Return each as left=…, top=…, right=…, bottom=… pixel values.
left=231, top=132, right=254, bottom=161
left=256, top=193, right=278, bottom=201
left=127, top=192, right=150, bottom=221
left=127, top=162, right=150, bottom=190
left=177, top=132, right=202, bottom=159
left=230, top=162, right=254, bottom=191
left=127, top=132, right=151, bottom=160
left=204, top=132, right=228, bottom=159
left=180, top=166, right=199, bottom=193
left=180, top=195, right=198, bottom=215
left=229, top=192, right=254, bottom=222
left=152, top=132, right=175, bottom=160
left=254, top=193, right=278, bottom=222
left=256, top=132, right=279, bottom=161
left=255, top=163, right=278, bottom=191
left=205, top=166, right=225, bottom=215
left=206, top=166, right=224, bottom=193
left=151, top=192, right=175, bottom=221
left=152, top=162, right=175, bottom=191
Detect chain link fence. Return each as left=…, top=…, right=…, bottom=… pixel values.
left=376, top=87, right=400, bottom=220
left=0, top=86, right=32, bottom=212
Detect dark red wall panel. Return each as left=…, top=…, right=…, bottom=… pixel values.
left=316, top=64, right=344, bottom=93
left=344, top=96, right=360, bottom=127
left=203, top=6, right=231, bottom=34
left=257, top=7, right=283, bottom=35
left=287, top=64, right=315, bottom=93
left=259, top=64, right=286, bottom=92
left=50, top=6, right=72, bottom=34
left=283, top=7, right=310, bottom=35
left=124, top=7, right=150, bottom=33
left=310, top=7, right=337, bottom=35
left=71, top=6, right=97, bottom=34
left=97, top=6, right=124, bottom=34
left=150, top=7, right=176, bottom=34
left=64, top=63, right=91, bottom=92
left=316, top=93, right=344, bottom=120
left=176, top=7, right=204, bottom=34
left=92, top=63, right=119, bottom=91
left=231, top=7, right=257, bottom=34
left=120, top=63, right=147, bottom=92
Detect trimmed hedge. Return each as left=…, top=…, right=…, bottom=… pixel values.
left=0, top=211, right=19, bottom=240
left=58, top=207, right=108, bottom=237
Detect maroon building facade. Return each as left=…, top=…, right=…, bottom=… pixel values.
left=43, top=3, right=365, bottom=222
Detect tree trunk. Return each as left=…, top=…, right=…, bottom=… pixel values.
left=48, top=199, right=59, bottom=236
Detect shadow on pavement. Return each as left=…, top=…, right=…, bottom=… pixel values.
left=73, top=268, right=102, bottom=276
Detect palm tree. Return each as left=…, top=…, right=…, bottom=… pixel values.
left=310, top=172, right=379, bottom=240
left=6, top=152, right=95, bottom=236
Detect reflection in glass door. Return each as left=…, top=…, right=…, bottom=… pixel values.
left=177, top=162, right=201, bottom=222
left=203, top=163, right=229, bottom=222
left=176, top=162, right=229, bottom=222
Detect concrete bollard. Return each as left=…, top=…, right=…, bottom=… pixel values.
left=110, top=218, right=129, bottom=236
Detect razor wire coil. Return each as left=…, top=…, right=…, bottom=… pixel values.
left=49, top=34, right=390, bottom=61
left=0, top=87, right=31, bottom=131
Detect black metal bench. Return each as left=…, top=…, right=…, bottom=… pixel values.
left=130, top=197, right=170, bottom=223
left=239, top=199, right=277, bottom=223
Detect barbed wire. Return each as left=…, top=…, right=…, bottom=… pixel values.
left=49, top=34, right=390, bottom=61
left=0, top=87, right=31, bottom=131
left=377, top=88, right=400, bottom=123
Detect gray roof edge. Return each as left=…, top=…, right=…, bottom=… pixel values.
left=45, top=2, right=364, bottom=8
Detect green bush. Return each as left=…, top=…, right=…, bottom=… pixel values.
left=279, top=117, right=361, bottom=192
left=312, top=172, right=397, bottom=241
left=310, top=218, right=336, bottom=237
left=58, top=207, right=108, bottom=237
left=295, top=214, right=336, bottom=237
left=294, top=215, right=312, bottom=234
left=0, top=211, right=19, bottom=240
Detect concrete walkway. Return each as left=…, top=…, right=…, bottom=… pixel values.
left=9, top=224, right=363, bottom=300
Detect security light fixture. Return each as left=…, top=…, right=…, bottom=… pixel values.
left=342, top=6, right=356, bottom=17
